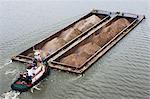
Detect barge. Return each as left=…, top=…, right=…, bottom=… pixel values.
left=12, top=10, right=145, bottom=74
left=12, top=10, right=111, bottom=63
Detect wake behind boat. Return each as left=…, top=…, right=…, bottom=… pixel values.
left=11, top=51, right=50, bottom=92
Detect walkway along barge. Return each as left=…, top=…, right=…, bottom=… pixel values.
left=11, top=10, right=145, bottom=74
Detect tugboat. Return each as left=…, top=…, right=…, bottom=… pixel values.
left=11, top=51, right=50, bottom=92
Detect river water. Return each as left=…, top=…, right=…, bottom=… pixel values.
left=0, top=0, right=150, bottom=99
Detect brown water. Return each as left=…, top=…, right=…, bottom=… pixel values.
left=0, top=0, right=150, bottom=99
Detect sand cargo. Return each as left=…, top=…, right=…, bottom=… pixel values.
left=12, top=10, right=145, bottom=73
left=12, top=10, right=111, bottom=63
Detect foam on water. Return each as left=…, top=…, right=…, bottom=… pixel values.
left=4, top=60, right=12, bottom=66
left=0, top=60, right=12, bottom=70
left=1, top=91, right=20, bottom=99
left=68, top=74, right=83, bottom=82
left=0, top=83, right=43, bottom=99
left=5, top=69, right=17, bottom=75
left=0, top=65, right=5, bottom=70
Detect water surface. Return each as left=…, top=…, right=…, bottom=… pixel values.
left=0, top=0, right=150, bottom=99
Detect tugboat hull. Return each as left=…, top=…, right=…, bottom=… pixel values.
left=11, top=66, right=50, bottom=92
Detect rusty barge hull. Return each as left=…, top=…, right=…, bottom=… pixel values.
left=11, top=10, right=145, bottom=74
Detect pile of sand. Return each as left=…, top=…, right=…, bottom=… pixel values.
left=40, top=15, right=101, bottom=56
left=92, top=18, right=130, bottom=47
left=74, top=15, right=101, bottom=32
left=101, top=18, right=130, bottom=38
left=60, top=42, right=100, bottom=67
left=92, top=32, right=111, bottom=47
left=60, top=18, right=130, bottom=67
left=27, top=52, right=34, bottom=57
left=85, top=14, right=101, bottom=25
left=77, top=42, right=100, bottom=56
left=73, top=20, right=86, bottom=30
left=39, top=50, right=47, bottom=58
left=60, top=53, right=87, bottom=67
left=76, top=22, right=94, bottom=32
left=42, top=37, right=66, bottom=55
left=60, top=28, right=81, bottom=42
